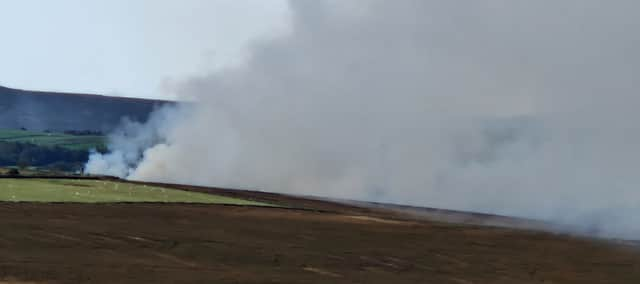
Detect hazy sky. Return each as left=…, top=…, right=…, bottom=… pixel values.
left=0, top=0, right=289, bottom=99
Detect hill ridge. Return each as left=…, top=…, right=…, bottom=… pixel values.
left=0, top=85, right=172, bottom=104
left=0, top=85, right=172, bottom=132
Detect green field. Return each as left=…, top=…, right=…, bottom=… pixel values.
left=0, top=178, right=271, bottom=205
left=0, top=129, right=105, bottom=151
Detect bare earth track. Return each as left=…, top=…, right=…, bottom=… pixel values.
left=1, top=179, right=640, bottom=283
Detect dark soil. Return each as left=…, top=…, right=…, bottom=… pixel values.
left=0, top=199, right=640, bottom=283
left=1, top=189, right=639, bottom=284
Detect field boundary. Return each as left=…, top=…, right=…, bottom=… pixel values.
left=0, top=175, right=560, bottom=233
left=0, top=175, right=119, bottom=180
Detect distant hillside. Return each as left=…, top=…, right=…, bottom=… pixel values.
left=0, top=86, right=171, bottom=132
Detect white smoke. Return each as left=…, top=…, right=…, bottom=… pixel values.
left=85, top=105, right=186, bottom=177
left=87, top=0, right=640, bottom=239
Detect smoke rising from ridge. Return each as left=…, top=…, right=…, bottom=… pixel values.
left=86, top=0, right=640, bottom=239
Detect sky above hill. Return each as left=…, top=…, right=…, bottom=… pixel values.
left=0, top=0, right=289, bottom=99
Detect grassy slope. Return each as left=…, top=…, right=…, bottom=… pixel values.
left=0, top=179, right=271, bottom=205
left=0, top=129, right=105, bottom=151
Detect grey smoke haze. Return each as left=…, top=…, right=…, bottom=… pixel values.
left=86, top=0, right=640, bottom=239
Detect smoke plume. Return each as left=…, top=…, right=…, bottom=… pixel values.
left=86, top=0, right=640, bottom=239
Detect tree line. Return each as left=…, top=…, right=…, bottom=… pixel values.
left=0, top=141, right=96, bottom=171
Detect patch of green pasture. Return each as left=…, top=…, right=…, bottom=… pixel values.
left=0, top=129, right=105, bottom=150
left=0, top=129, right=40, bottom=139
left=0, top=179, right=272, bottom=206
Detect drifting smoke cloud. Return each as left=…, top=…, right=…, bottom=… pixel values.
left=87, top=0, right=640, bottom=239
